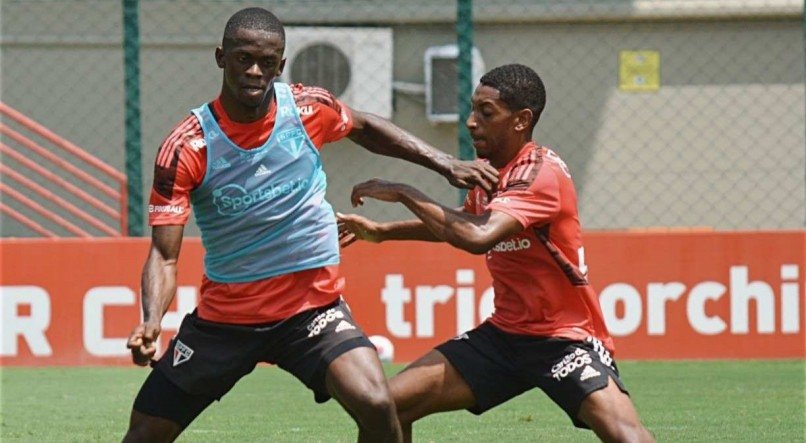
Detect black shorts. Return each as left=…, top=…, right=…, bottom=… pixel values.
left=133, top=298, right=373, bottom=426
left=436, top=322, right=628, bottom=428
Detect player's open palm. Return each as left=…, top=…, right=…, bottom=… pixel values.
left=127, top=322, right=161, bottom=366
left=337, top=212, right=382, bottom=247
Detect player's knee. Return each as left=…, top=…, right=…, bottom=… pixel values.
left=358, top=387, right=396, bottom=416
left=349, top=392, right=400, bottom=439
left=599, top=420, right=653, bottom=443
left=122, top=410, right=182, bottom=443
left=122, top=423, right=173, bottom=443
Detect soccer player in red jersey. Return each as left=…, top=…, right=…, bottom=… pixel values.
left=122, top=7, right=497, bottom=443
left=339, top=64, right=654, bottom=442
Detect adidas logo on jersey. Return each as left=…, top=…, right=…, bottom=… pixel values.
left=211, top=157, right=231, bottom=170
left=335, top=320, right=355, bottom=333
left=173, top=340, right=194, bottom=367
left=579, top=365, right=601, bottom=381
left=254, top=164, right=271, bottom=177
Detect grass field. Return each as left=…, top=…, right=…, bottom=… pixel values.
left=1, top=360, right=803, bottom=442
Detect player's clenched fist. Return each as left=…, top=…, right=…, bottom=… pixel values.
left=443, top=158, right=498, bottom=196
left=126, top=322, right=161, bottom=366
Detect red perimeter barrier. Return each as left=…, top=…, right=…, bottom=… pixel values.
left=1, top=231, right=803, bottom=366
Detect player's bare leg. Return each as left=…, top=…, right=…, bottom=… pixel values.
left=122, top=411, right=183, bottom=443
left=389, top=350, right=476, bottom=443
left=326, top=346, right=402, bottom=443
left=577, top=377, right=654, bottom=443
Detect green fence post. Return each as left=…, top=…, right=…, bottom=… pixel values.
left=122, top=0, right=143, bottom=236
left=457, top=0, right=474, bottom=204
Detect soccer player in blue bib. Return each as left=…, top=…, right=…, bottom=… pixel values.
left=122, top=7, right=497, bottom=442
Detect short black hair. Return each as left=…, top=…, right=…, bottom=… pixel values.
left=222, top=7, right=285, bottom=50
left=480, top=64, right=546, bottom=130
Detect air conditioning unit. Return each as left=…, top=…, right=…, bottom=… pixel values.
left=283, top=27, right=393, bottom=118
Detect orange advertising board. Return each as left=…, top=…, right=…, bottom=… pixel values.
left=1, top=231, right=803, bottom=366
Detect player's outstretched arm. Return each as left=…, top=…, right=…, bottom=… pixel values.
left=347, top=110, right=498, bottom=195
left=350, top=178, right=523, bottom=255
left=336, top=212, right=440, bottom=248
left=126, top=224, right=184, bottom=366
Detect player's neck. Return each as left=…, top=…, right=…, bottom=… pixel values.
left=490, top=138, right=531, bottom=169
left=218, top=91, right=275, bottom=123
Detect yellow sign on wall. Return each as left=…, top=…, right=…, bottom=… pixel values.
left=619, top=50, right=660, bottom=92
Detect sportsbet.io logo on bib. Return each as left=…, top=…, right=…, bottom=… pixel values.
left=212, top=179, right=310, bottom=216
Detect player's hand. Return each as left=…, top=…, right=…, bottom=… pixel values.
left=350, top=178, right=405, bottom=207
left=337, top=212, right=383, bottom=247
left=444, top=159, right=498, bottom=197
left=126, top=321, right=161, bottom=367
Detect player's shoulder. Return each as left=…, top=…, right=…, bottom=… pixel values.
left=162, top=114, right=204, bottom=148
left=155, top=114, right=205, bottom=167
left=289, top=82, right=345, bottom=113
left=505, top=144, right=548, bottom=190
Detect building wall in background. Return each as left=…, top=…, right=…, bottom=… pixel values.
left=1, top=1, right=803, bottom=237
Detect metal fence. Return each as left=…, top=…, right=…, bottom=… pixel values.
left=1, top=0, right=804, bottom=237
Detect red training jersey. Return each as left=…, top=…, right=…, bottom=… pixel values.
left=148, top=84, right=353, bottom=324
left=465, top=142, right=614, bottom=352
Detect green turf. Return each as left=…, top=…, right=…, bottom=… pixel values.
left=1, top=360, right=803, bottom=442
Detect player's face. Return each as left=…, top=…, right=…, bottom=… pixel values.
left=216, top=28, right=286, bottom=109
left=466, top=85, right=519, bottom=164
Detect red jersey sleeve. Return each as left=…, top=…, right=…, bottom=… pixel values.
left=463, top=188, right=478, bottom=213
left=148, top=115, right=206, bottom=226
left=486, top=155, right=561, bottom=229
left=291, top=83, right=354, bottom=148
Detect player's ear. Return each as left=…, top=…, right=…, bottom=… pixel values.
left=215, top=46, right=225, bottom=68
left=513, top=109, right=533, bottom=133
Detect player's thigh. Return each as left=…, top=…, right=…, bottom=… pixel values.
left=428, top=323, right=530, bottom=417
left=155, top=311, right=267, bottom=399
left=577, top=377, right=643, bottom=432
left=128, top=368, right=215, bottom=440
left=530, top=337, right=629, bottom=429
left=274, top=298, right=377, bottom=404
left=389, top=349, right=476, bottom=422
left=325, top=346, right=393, bottom=410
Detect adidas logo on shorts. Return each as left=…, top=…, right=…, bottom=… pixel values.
left=335, top=320, right=355, bottom=333
left=307, top=308, right=346, bottom=337
left=580, top=365, right=601, bottom=381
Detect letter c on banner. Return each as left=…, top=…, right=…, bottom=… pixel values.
left=83, top=287, right=135, bottom=357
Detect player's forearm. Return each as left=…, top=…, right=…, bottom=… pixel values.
left=349, top=113, right=452, bottom=176
left=395, top=187, right=494, bottom=254
left=140, top=251, right=178, bottom=324
left=377, top=219, right=442, bottom=242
